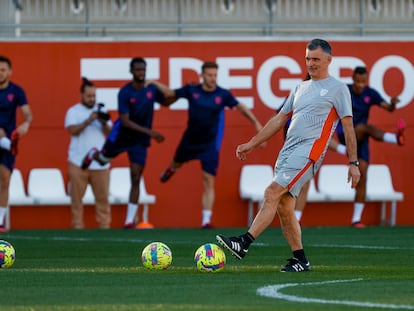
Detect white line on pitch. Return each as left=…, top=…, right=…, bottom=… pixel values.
left=257, top=279, right=414, bottom=310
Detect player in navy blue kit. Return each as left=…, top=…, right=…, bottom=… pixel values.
left=0, top=55, right=33, bottom=232
left=329, top=66, right=405, bottom=227
left=81, top=57, right=169, bottom=229
left=152, top=61, right=263, bottom=228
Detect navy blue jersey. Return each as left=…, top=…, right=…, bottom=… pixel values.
left=109, top=83, right=165, bottom=147
left=0, top=82, right=28, bottom=136
left=348, top=84, right=384, bottom=126
left=175, top=84, right=238, bottom=145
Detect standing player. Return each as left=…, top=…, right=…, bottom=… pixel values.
left=0, top=55, right=33, bottom=232
left=151, top=61, right=263, bottom=228
left=81, top=57, right=168, bottom=229
left=216, top=39, right=360, bottom=272
left=329, top=66, right=405, bottom=228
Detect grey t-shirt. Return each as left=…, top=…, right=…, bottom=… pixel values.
left=275, top=76, right=352, bottom=195
left=280, top=76, right=352, bottom=163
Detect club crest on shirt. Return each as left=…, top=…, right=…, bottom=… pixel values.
left=146, top=91, right=153, bottom=99
left=364, top=96, right=370, bottom=104
left=193, top=93, right=200, bottom=99
left=320, top=89, right=328, bottom=96
left=7, top=94, right=14, bottom=102
left=215, top=96, right=222, bottom=105
left=130, top=98, right=136, bottom=104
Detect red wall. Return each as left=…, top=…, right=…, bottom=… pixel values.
left=1, top=40, right=413, bottom=229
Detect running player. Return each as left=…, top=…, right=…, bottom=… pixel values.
left=329, top=66, right=405, bottom=228
left=151, top=61, right=263, bottom=228
left=81, top=57, right=169, bottom=229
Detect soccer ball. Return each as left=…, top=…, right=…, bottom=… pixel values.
left=0, top=240, right=15, bottom=269
left=194, top=243, right=226, bottom=272
left=141, top=242, right=172, bottom=270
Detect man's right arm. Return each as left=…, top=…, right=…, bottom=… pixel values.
left=236, top=112, right=288, bottom=160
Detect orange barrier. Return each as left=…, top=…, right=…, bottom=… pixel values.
left=1, top=40, right=412, bottom=228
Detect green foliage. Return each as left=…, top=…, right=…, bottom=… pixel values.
left=1, top=226, right=413, bottom=311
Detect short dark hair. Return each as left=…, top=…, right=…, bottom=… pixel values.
left=0, top=55, right=12, bottom=68
left=80, top=77, right=94, bottom=93
left=354, top=66, right=368, bottom=75
left=307, top=39, right=332, bottom=55
left=201, top=61, right=218, bottom=72
left=130, top=57, right=146, bottom=70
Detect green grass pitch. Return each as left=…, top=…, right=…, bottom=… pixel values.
left=1, top=226, right=414, bottom=311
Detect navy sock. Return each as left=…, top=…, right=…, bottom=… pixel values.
left=293, top=249, right=308, bottom=263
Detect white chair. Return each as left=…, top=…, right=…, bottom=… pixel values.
left=5, top=169, right=35, bottom=230
left=306, top=178, right=327, bottom=202
left=27, top=168, right=71, bottom=205
left=317, top=164, right=355, bottom=201
left=109, top=167, right=156, bottom=224
left=239, top=164, right=274, bottom=225
left=9, top=169, right=35, bottom=205
left=366, top=164, right=404, bottom=226
left=109, top=167, right=130, bottom=205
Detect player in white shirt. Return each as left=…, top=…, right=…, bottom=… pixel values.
left=65, top=78, right=112, bottom=229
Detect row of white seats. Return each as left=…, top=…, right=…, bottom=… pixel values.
left=5, top=167, right=155, bottom=230
left=239, top=164, right=404, bottom=226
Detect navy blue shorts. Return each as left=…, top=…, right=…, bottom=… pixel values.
left=174, top=140, right=219, bottom=176
left=339, top=134, right=369, bottom=163
left=0, top=149, right=15, bottom=172
left=101, top=139, right=147, bottom=166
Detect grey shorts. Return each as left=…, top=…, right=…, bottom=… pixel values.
left=274, top=154, right=321, bottom=197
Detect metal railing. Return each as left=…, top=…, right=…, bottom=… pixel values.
left=0, top=0, right=413, bottom=38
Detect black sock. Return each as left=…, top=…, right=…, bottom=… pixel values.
left=293, top=249, right=308, bottom=263
left=239, top=232, right=255, bottom=248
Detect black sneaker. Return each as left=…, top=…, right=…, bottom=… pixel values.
left=216, top=234, right=248, bottom=260
left=160, top=167, right=175, bottom=183
left=81, top=148, right=98, bottom=170
left=280, top=257, right=311, bottom=272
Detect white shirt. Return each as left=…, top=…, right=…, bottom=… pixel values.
left=64, top=103, right=112, bottom=170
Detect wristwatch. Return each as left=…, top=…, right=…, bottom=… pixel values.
left=349, top=161, right=360, bottom=166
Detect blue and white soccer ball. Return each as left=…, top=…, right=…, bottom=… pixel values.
left=194, top=243, right=226, bottom=272
left=141, top=242, right=172, bottom=270
left=0, top=240, right=15, bottom=269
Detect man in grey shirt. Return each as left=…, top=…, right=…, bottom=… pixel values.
left=217, top=38, right=360, bottom=272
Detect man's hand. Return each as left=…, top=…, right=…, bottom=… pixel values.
left=348, top=165, right=361, bottom=188
left=389, top=97, right=400, bottom=111
left=151, top=131, right=165, bottom=143
left=236, top=142, right=254, bottom=160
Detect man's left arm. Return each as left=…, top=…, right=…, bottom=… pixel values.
left=341, top=116, right=360, bottom=188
